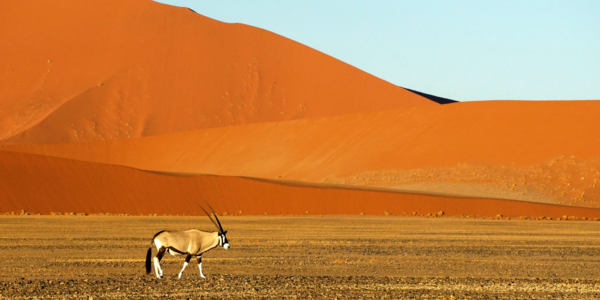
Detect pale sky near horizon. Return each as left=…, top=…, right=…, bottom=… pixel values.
left=156, top=0, right=599, bottom=101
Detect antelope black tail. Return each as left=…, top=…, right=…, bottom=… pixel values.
left=145, top=246, right=152, bottom=274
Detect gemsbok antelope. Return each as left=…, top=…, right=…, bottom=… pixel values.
left=145, top=202, right=230, bottom=279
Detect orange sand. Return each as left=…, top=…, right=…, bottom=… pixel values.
left=3, top=100, right=599, bottom=206
left=0, top=0, right=433, bottom=145
left=6, top=100, right=599, bottom=174
left=2, top=0, right=599, bottom=216
left=2, top=151, right=599, bottom=219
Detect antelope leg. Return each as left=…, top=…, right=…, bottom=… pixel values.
left=153, top=257, right=160, bottom=278
left=154, top=247, right=166, bottom=278
left=197, top=256, right=206, bottom=278
left=178, top=255, right=192, bottom=279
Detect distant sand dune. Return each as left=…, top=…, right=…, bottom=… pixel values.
left=325, top=155, right=600, bottom=208
left=0, top=0, right=433, bottom=145
left=1, top=150, right=599, bottom=218
left=1, top=0, right=599, bottom=215
left=3, top=100, right=599, bottom=207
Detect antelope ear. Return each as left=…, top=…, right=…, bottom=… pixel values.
left=223, top=231, right=228, bottom=234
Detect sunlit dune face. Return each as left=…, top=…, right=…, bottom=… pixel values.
left=0, top=0, right=433, bottom=145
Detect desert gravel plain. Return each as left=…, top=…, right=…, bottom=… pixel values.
left=1, top=215, right=600, bottom=299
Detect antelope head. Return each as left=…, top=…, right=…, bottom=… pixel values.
left=196, top=201, right=230, bottom=250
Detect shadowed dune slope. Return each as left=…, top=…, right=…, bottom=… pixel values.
left=1, top=151, right=599, bottom=218
left=4, top=100, right=599, bottom=178
left=403, top=88, right=457, bottom=104
left=0, top=0, right=433, bottom=145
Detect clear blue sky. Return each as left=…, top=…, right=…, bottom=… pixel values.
left=156, top=0, right=599, bottom=101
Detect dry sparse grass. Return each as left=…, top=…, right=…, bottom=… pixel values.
left=2, top=215, right=600, bottom=298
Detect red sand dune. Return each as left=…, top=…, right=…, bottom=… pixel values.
left=2, top=0, right=599, bottom=216
left=4, top=100, right=599, bottom=206
left=0, top=0, right=433, bottom=145
left=5, top=100, right=598, bottom=173
left=2, top=150, right=599, bottom=219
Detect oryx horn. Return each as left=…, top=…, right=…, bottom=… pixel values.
left=203, top=200, right=225, bottom=233
left=195, top=202, right=221, bottom=232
